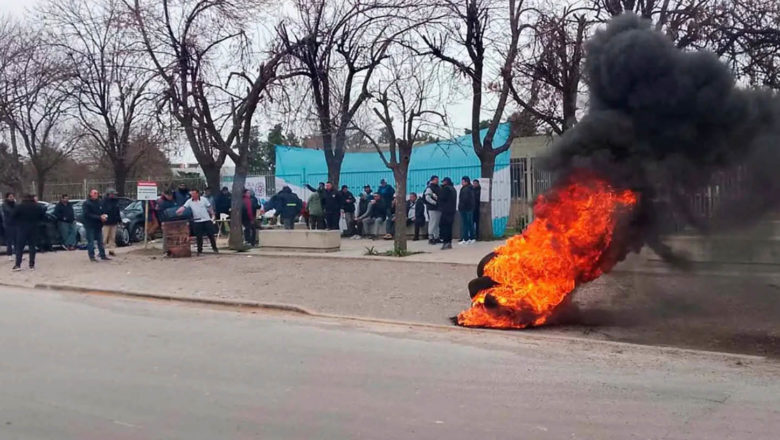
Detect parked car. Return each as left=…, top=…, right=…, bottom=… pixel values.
left=122, top=200, right=148, bottom=242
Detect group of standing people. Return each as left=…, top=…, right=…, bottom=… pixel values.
left=422, top=175, right=482, bottom=250
left=304, top=182, right=354, bottom=231
left=1, top=188, right=123, bottom=272
left=296, top=175, right=482, bottom=251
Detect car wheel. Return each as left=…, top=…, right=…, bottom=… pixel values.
left=116, top=226, right=131, bottom=247
left=130, top=223, right=145, bottom=242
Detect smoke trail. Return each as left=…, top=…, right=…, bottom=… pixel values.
left=543, top=13, right=780, bottom=262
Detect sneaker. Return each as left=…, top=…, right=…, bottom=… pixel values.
left=458, top=240, right=466, bottom=245
left=100, top=256, right=111, bottom=261
left=28, top=266, right=34, bottom=271
left=441, top=242, right=452, bottom=250
left=7, top=256, right=14, bottom=261
left=89, top=258, right=98, bottom=262
left=12, top=266, right=21, bottom=271
left=467, top=239, right=476, bottom=245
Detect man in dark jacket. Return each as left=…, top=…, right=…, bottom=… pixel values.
left=174, top=183, right=191, bottom=206
left=156, top=191, right=176, bottom=223
left=458, top=176, right=476, bottom=244
left=11, top=194, right=44, bottom=271
left=215, top=187, right=231, bottom=216
left=274, top=186, right=303, bottom=229
left=53, top=194, right=77, bottom=250
left=340, top=185, right=356, bottom=236
left=322, top=182, right=342, bottom=231
left=2, top=192, right=16, bottom=260
left=356, top=193, right=386, bottom=238
left=103, top=189, right=122, bottom=255
left=377, top=179, right=395, bottom=216
left=407, top=192, right=427, bottom=241
left=83, top=189, right=109, bottom=262
left=472, top=178, right=482, bottom=240
left=438, top=177, right=457, bottom=250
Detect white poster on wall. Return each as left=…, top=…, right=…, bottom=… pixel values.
left=478, top=177, right=490, bottom=200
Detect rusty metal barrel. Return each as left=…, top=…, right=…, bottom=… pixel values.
left=161, top=220, right=191, bottom=258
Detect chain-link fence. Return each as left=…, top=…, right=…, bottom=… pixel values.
left=35, top=177, right=206, bottom=203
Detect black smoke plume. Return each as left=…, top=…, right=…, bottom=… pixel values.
left=543, top=13, right=780, bottom=264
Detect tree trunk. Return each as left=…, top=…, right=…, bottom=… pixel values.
left=114, top=162, right=128, bottom=197
left=229, top=161, right=248, bottom=250
left=202, top=164, right=222, bottom=193
left=479, top=154, right=496, bottom=240
left=34, top=168, right=47, bottom=200
left=392, top=167, right=408, bottom=252
left=324, top=150, right=344, bottom=187
left=4, top=126, right=24, bottom=195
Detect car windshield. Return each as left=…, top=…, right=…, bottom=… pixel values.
left=125, top=201, right=143, bottom=211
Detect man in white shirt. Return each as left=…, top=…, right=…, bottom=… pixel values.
left=177, top=189, right=219, bottom=255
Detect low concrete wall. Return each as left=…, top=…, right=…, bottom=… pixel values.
left=259, top=229, right=341, bottom=253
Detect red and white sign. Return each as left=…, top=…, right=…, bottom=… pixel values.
left=137, top=181, right=158, bottom=201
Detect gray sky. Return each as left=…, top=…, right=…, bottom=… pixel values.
left=0, top=0, right=35, bottom=15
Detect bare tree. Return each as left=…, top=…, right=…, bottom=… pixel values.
left=42, top=0, right=158, bottom=196
left=589, top=0, right=733, bottom=51
left=510, top=3, right=591, bottom=135
left=1, top=29, right=79, bottom=199
left=127, top=0, right=295, bottom=249
left=280, top=0, right=421, bottom=186
left=0, top=17, right=27, bottom=194
left=721, top=0, right=780, bottom=90
left=355, top=55, right=447, bottom=252
left=421, top=0, right=532, bottom=239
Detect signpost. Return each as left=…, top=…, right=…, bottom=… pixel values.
left=137, top=181, right=158, bottom=249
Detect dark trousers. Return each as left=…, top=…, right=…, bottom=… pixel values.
left=440, top=214, right=454, bottom=244
left=309, top=215, right=325, bottom=230
left=282, top=217, right=295, bottom=230
left=193, top=221, right=218, bottom=253
left=474, top=209, right=480, bottom=240
left=413, top=221, right=425, bottom=240
left=460, top=211, right=475, bottom=241
left=242, top=219, right=256, bottom=245
left=5, top=225, right=15, bottom=255
left=325, top=212, right=340, bottom=231
left=14, top=228, right=36, bottom=268
left=85, top=227, right=106, bottom=260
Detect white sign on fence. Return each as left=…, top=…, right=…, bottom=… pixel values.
left=137, top=181, right=158, bottom=201
left=478, top=178, right=490, bottom=200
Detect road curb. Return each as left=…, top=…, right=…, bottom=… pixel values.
left=24, top=282, right=768, bottom=362
left=33, top=283, right=314, bottom=316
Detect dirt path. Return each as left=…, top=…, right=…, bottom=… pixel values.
left=4, top=248, right=779, bottom=357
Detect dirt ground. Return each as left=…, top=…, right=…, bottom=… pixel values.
left=4, top=248, right=779, bottom=357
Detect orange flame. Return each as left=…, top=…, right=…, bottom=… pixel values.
left=457, top=172, right=638, bottom=329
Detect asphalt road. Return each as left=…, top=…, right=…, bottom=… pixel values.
left=0, top=286, right=778, bottom=440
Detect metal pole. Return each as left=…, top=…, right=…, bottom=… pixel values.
left=144, top=200, right=149, bottom=249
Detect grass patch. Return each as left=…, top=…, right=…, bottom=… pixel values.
left=364, top=246, right=381, bottom=256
